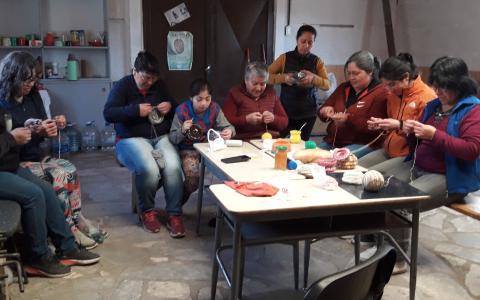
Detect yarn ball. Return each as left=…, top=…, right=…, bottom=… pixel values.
left=362, top=170, right=385, bottom=192
left=261, top=132, right=272, bottom=140
left=305, top=140, right=317, bottom=149
left=337, top=154, right=358, bottom=170
left=287, top=160, right=298, bottom=170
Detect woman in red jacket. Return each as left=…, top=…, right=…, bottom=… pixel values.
left=223, top=62, right=288, bottom=140
left=317, top=51, right=388, bottom=158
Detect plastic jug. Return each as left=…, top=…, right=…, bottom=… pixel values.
left=82, top=121, right=99, bottom=152
left=51, top=128, right=70, bottom=157
left=66, top=123, right=82, bottom=153
left=100, top=123, right=116, bottom=151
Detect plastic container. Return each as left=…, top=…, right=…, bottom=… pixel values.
left=100, top=123, right=116, bottom=151
left=289, top=130, right=302, bottom=144
left=66, top=123, right=82, bottom=153
left=82, top=121, right=99, bottom=152
left=51, top=128, right=70, bottom=157
left=274, top=145, right=288, bottom=170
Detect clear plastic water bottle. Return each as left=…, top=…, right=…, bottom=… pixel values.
left=66, top=123, right=82, bottom=153
left=51, top=128, right=70, bottom=157
left=82, top=121, right=99, bottom=152
left=100, top=123, right=116, bottom=151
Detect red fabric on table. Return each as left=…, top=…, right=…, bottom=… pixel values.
left=224, top=181, right=279, bottom=197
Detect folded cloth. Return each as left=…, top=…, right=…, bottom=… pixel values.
left=224, top=181, right=279, bottom=197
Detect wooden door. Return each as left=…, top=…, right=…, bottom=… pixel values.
left=142, top=0, right=274, bottom=103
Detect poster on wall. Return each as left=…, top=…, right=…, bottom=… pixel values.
left=167, top=31, right=193, bottom=71
left=164, top=3, right=191, bottom=27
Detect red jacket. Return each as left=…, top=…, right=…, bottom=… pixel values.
left=318, top=81, right=388, bottom=147
left=223, top=84, right=288, bottom=140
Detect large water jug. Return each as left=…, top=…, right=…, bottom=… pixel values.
left=51, top=128, right=70, bottom=157
left=82, top=121, right=99, bottom=152
left=100, top=123, right=116, bottom=151
left=66, top=123, right=82, bottom=153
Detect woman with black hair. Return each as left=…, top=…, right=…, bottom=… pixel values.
left=0, top=51, right=107, bottom=249
left=366, top=57, right=480, bottom=275
left=359, top=53, right=436, bottom=168
left=169, top=78, right=235, bottom=204
left=268, top=24, right=330, bottom=141
left=380, top=56, right=480, bottom=209
left=317, top=50, right=388, bottom=158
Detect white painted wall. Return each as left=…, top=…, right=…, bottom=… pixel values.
left=274, top=0, right=389, bottom=66
left=107, top=0, right=143, bottom=80
left=274, top=0, right=480, bottom=70
left=393, top=0, right=480, bottom=70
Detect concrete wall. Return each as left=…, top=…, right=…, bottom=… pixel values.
left=394, top=0, right=480, bottom=70
left=112, top=0, right=480, bottom=80
left=107, top=0, right=143, bottom=80
left=274, top=0, right=389, bottom=65
left=274, top=0, right=480, bottom=71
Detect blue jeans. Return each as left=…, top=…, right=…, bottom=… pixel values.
left=116, top=135, right=183, bottom=215
left=317, top=141, right=373, bottom=158
left=0, top=168, right=76, bottom=261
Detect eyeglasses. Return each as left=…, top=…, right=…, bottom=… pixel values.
left=135, top=71, right=158, bottom=83
left=22, top=77, right=37, bottom=86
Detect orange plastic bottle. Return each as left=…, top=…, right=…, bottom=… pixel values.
left=274, top=145, right=288, bottom=170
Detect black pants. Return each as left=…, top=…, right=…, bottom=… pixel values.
left=281, top=117, right=317, bottom=141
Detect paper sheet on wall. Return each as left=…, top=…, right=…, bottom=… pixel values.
left=167, top=31, right=193, bottom=71
left=164, top=3, right=191, bottom=27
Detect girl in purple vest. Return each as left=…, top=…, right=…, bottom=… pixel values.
left=169, top=79, right=235, bottom=204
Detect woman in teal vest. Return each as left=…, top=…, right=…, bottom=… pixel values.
left=268, top=25, right=330, bottom=141
left=379, top=56, right=480, bottom=210
left=369, top=56, right=480, bottom=275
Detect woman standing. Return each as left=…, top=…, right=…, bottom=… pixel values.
left=359, top=53, right=436, bottom=168
left=317, top=51, right=388, bottom=158
left=268, top=25, right=330, bottom=141
left=0, top=51, right=107, bottom=249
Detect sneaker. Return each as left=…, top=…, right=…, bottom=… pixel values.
left=350, top=234, right=376, bottom=247
left=392, top=261, right=408, bottom=275
left=140, top=210, right=162, bottom=233
left=25, top=255, right=71, bottom=278
left=166, top=215, right=186, bottom=238
left=58, top=248, right=101, bottom=266
left=73, top=227, right=98, bottom=250
left=89, top=230, right=110, bottom=244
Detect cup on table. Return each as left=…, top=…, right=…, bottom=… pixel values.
left=289, top=130, right=302, bottom=144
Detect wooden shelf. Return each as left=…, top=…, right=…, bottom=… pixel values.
left=0, top=46, right=42, bottom=49
left=43, top=46, right=108, bottom=50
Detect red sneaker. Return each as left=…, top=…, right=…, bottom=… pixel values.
left=166, top=215, right=185, bottom=238
left=140, top=210, right=161, bottom=233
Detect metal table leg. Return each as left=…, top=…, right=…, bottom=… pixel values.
left=210, top=207, right=224, bottom=300
left=410, top=208, right=419, bottom=300
left=196, top=157, right=206, bottom=235
left=354, top=235, right=360, bottom=265
left=230, top=222, right=243, bottom=300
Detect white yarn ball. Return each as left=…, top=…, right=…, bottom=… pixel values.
left=362, top=170, right=385, bottom=192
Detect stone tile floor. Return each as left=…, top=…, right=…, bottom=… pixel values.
left=8, top=152, right=480, bottom=300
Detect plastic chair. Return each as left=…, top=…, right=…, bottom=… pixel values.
left=0, top=200, right=27, bottom=294
left=304, top=244, right=396, bottom=300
